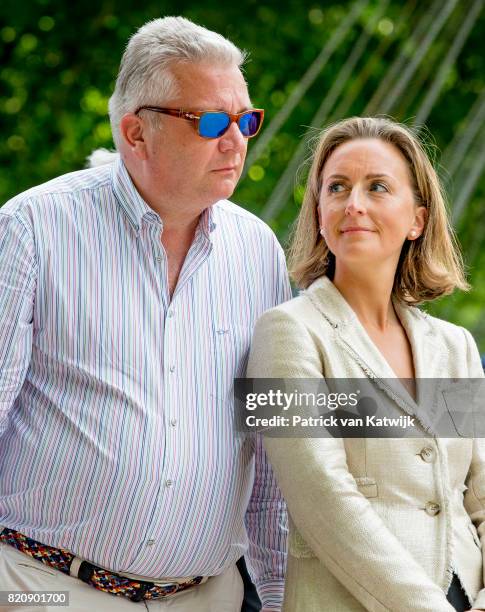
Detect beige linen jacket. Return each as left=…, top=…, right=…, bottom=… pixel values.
left=247, top=276, right=485, bottom=612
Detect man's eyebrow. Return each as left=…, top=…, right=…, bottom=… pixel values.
left=195, top=105, right=254, bottom=113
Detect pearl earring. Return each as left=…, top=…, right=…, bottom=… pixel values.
left=409, top=230, right=417, bottom=239
left=319, top=228, right=325, bottom=236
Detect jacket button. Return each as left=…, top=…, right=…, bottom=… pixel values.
left=425, top=501, right=441, bottom=516
left=419, top=447, right=436, bottom=463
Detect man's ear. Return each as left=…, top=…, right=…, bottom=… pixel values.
left=120, top=113, right=148, bottom=160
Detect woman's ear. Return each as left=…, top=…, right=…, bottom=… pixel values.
left=317, top=202, right=325, bottom=233
left=409, top=205, right=427, bottom=239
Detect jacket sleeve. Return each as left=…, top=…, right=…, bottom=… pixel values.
left=0, top=210, right=37, bottom=437
left=462, top=328, right=485, bottom=610
left=247, top=306, right=456, bottom=612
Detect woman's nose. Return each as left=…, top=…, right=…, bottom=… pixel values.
left=345, top=188, right=367, bottom=215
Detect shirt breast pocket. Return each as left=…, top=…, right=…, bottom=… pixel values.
left=210, top=321, right=252, bottom=400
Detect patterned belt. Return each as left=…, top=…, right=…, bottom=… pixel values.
left=0, top=527, right=205, bottom=602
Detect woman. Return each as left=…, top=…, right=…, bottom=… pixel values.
left=247, top=117, right=485, bottom=611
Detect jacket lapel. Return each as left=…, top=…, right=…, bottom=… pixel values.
left=394, top=301, right=445, bottom=380
left=304, top=277, right=444, bottom=433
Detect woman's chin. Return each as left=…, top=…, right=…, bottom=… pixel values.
left=334, top=249, right=379, bottom=265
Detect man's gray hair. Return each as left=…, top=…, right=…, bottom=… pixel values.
left=108, top=16, right=247, bottom=149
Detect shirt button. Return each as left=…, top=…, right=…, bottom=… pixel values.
left=165, top=479, right=173, bottom=488
left=425, top=501, right=441, bottom=516
left=147, top=539, right=155, bottom=546
left=170, top=418, right=177, bottom=427
left=419, top=447, right=436, bottom=463
left=155, top=256, right=163, bottom=262
left=169, top=365, right=175, bottom=373
left=167, top=310, right=174, bottom=318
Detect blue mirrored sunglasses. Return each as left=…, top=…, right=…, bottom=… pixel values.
left=134, top=107, right=264, bottom=139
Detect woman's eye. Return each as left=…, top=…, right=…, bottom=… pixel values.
left=328, top=182, right=345, bottom=193
left=370, top=182, right=388, bottom=193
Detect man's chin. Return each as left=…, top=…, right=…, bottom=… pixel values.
left=213, top=180, right=237, bottom=202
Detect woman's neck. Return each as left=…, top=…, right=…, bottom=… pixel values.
left=332, top=264, right=399, bottom=331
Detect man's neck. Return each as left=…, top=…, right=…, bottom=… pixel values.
left=161, top=216, right=201, bottom=248
left=123, top=157, right=208, bottom=239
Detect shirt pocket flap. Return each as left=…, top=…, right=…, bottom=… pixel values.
left=354, top=476, right=378, bottom=498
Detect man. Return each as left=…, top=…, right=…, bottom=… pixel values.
left=0, top=17, right=289, bottom=611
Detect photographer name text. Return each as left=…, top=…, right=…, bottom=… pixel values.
left=245, top=414, right=416, bottom=429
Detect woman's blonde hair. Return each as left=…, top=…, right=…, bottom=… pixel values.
left=289, top=116, right=469, bottom=304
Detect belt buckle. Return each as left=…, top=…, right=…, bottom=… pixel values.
left=130, top=582, right=154, bottom=603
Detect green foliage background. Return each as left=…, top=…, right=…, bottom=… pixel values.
left=1, top=0, right=484, bottom=350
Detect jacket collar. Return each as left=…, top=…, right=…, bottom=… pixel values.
left=303, top=276, right=445, bottom=428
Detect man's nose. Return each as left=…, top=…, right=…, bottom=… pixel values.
left=345, top=188, right=367, bottom=215
left=218, top=121, right=247, bottom=153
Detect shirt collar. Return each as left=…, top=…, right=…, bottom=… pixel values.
left=198, top=205, right=217, bottom=238
left=111, top=156, right=217, bottom=238
left=111, top=156, right=155, bottom=232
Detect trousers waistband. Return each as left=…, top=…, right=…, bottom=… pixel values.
left=0, top=526, right=207, bottom=602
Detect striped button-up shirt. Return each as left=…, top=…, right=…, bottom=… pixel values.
left=0, top=157, right=290, bottom=606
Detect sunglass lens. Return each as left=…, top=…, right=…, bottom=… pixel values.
left=238, top=111, right=262, bottom=137
left=199, top=112, right=231, bottom=138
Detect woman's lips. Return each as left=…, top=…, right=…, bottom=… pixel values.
left=340, top=227, right=374, bottom=233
